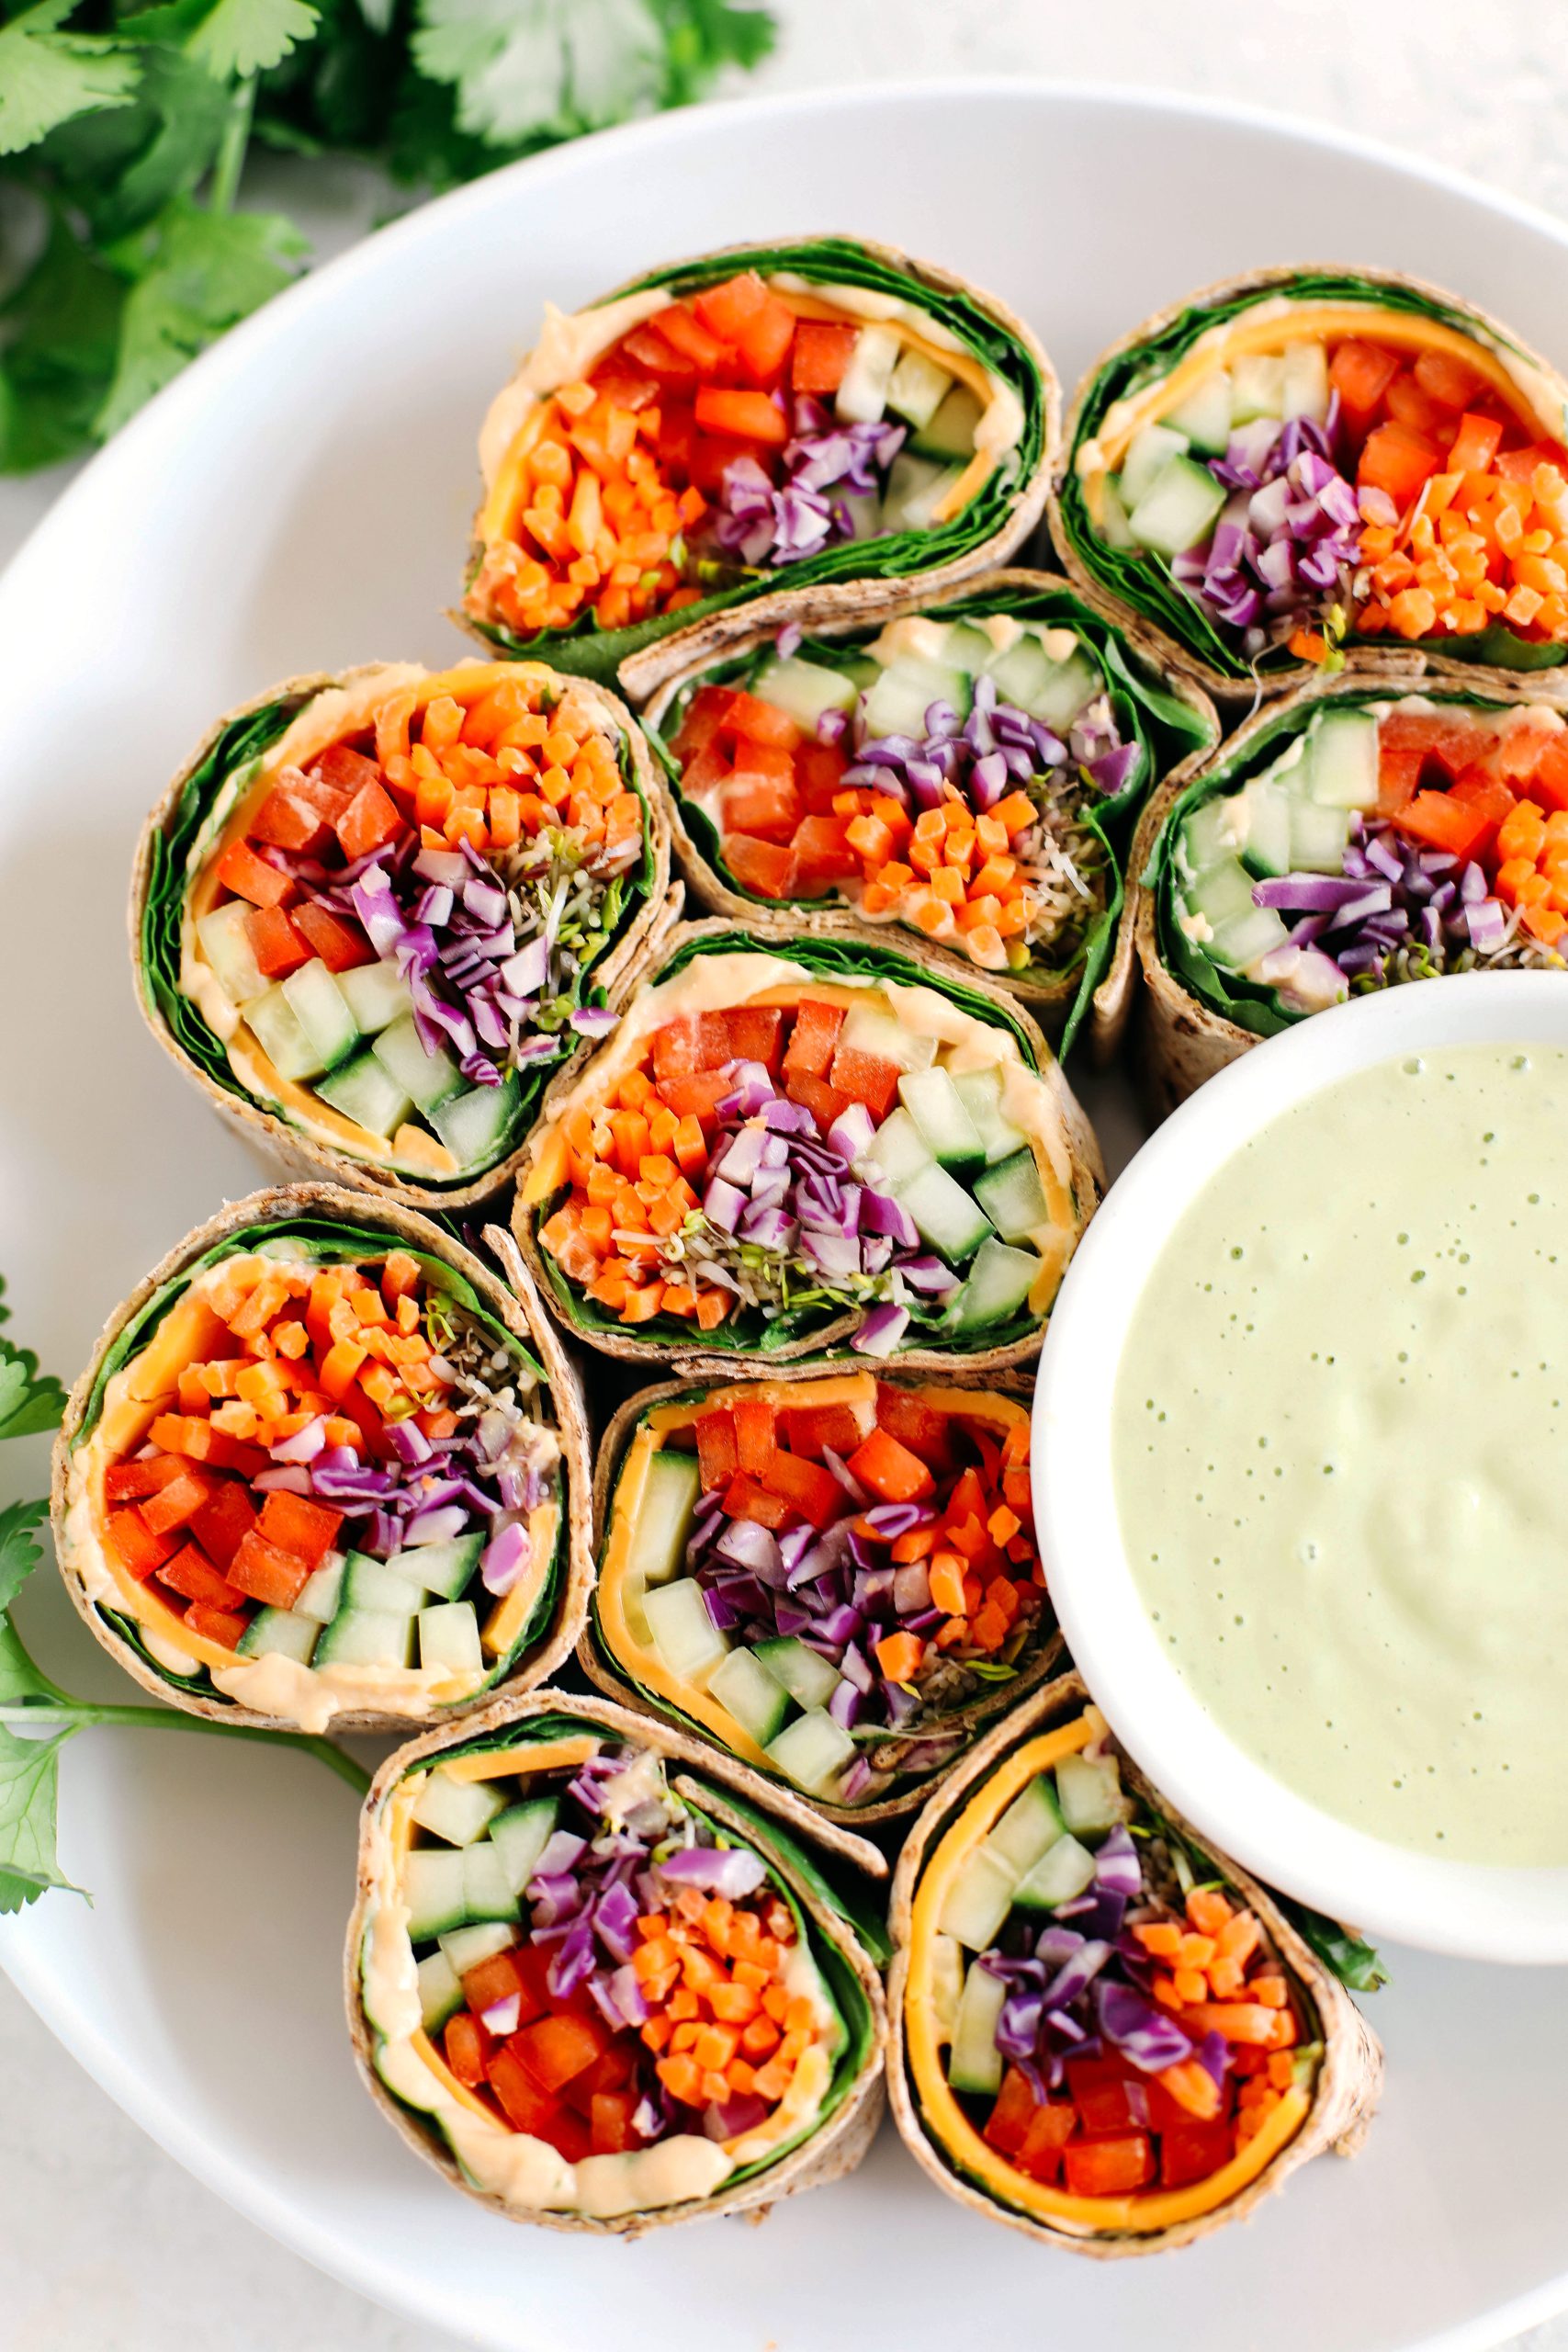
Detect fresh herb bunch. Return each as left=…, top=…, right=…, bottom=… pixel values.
left=0, top=1274, right=370, bottom=1912
left=0, top=0, right=776, bottom=472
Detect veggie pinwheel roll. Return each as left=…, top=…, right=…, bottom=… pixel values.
left=1054, top=266, right=1568, bottom=696
left=1122, top=671, right=1568, bottom=1111
left=586, top=1370, right=1063, bottom=1822
left=51, top=1186, right=591, bottom=1734
left=133, top=660, right=671, bottom=1208
left=460, top=237, right=1056, bottom=701
left=349, top=1693, right=887, bottom=2233
left=641, top=570, right=1217, bottom=1042
left=889, top=1676, right=1383, bottom=2256
left=510, top=922, right=1102, bottom=1369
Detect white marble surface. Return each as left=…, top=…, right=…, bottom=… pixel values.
left=5, top=6, right=1568, bottom=2345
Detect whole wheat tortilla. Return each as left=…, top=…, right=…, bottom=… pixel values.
left=578, top=1369, right=1066, bottom=1827
left=345, top=1688, right=888, bottom=2236
left=886, top=1668, right=1384, bottom=2256
left=1049, top=260, right=1568, bottom=706
left=505, top=915, right=1104, bottom=1375
left=50, top=1182, right=594, bottom=1734
left=640, top=566, right=1218, bottom=1039
left=455, top=236, right=1061, bottom=708
left=128, top=661, right=671, bottom=1211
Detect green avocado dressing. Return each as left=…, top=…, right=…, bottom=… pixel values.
left=1114, top=1041, right=1568, bottom=1865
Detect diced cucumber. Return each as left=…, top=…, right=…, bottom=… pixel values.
left=390, top=1532, right=484, bottom=1600
left=1282, top=339, right=1330, bottom=424
left=1211, top=905, right=1290, bottom=970
left=1235, top=780, right=1293, bottom=879
left=372, top=1012, right=463, bottom=1113
left=342, top=1552, right=424, bottom=1615
left=898, top=1067, right=985, bottom=1179
left=946, top=1237, right=1042, bottom=1333
left=1130, top=454, right=1227, bottom=557
left=235, top=1606, right=319, bottom=1666
left=972, top=1149, right=1048, bottom=1244
left=1098, top=477, right=1136, bottom=549
left=1055, top=1750, right=1127, bottom=1835
left=416, top=1949, right=464, bottom=2033
left=339, top=959, right=412, bottom=1035
left=861, top=657, right=969, bottom=742
left=627, top=1449, right=700, bottom=1589
left=419, top=1600, right=483, bottom=1676
left=437, top=1921, right=516, bottom=1976
left=930, top=1931, right=964, bottom=2042
left=282, top=957, right=358, bottom=1069
left=1026, top=649, right=1102, bottom=732
left=886, top=345, right=953, bottom=431
left=463, top=1842, right=522, bottom=1925
left=940, top=620, right=997, bottom=675
left=489, top=1797, right=559, bottom=1895
left=1232, top=353, right=1286, bottom=423
left=840, top=489, right=883, bottom=543
left=835, top=322, right=901, bottom=424
left=952, top=1068, right=1028, bottom=1166
left=1012, top=1832, right=1097, bottom=1912
left=1290, top=798, right=1354, bottom=873
left=197, top=901, right=265, bottom=1005
left=987, top=1772, right=1066, bottom=1876
left=982, top=631, right=1055, bottom=719
left=411, top=1766, right=507, bottom=1848
left=947, top=1961, right=1007, bottom=2095
left=431, top=1073, right=522, bottom=1172
left=838, top=1001, right=938, bottom=1075
left=861, top=1102, right=942, bottom=1186
left=294, top=1559, right=344, bottom=1623
left=315, top=1048, right=414, bottom=1140
left=749, top=656, right=859, bottom=731
left=314, top=1607, right=415, bottom=1668
left=403, top=1849, right=468, bottom=1942
left=1120, top=421, right=1190, bottom=509
left=1163, top=368, right=1234, bottom=457
left=1184, top=855, right=1258, bottom=929
left=764, top=1707, right=855, bottom=1795
left=897, top=1162, right=992, bottom=1264
left=643, top=1577, right=728, bottom=1683
left=243, top=983, right=329, bottom=1081
left=910, top=382, right=983, bottom=460
left=1305, top=710, right=1380, bottom=810
left=883, top=451, right=964, bottom=535
left=1180, top=796, right=1245, bottom=880
left=709, top=1646, right=792, bottom=1746
left=753, top=1634, right=840, bottom=1711
left=936, top=1843, right=1018, bottom=1951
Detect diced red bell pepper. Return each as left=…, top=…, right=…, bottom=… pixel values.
left=707, top=1006, right=785, bottom=1070
left=590, top=2088, right=643, bottom=2154
left=251, top=788, right=330, bottom=854
left=691, top=270, right=771, bottom=346
left=444, top=2010, right=493, bottom=2089
left=588, top=366, right=659, bottom=413
left=983, top=2064, right=1040, bottom=2158
left=513, top=2011, right=611, bottom=2095
left=1328, top=338, right=1402, bottom=436
left=1066, top=2055, right=1153, bottom=2137
left=315, top=744, right=381, bottom=799
left=488, top=2041, right=563, bottom=2135
left=294, top=902, right=376, bottom=973
left=1158, top=2118, right=1235, bottom=2188
left=1359, top=421, right=1443, bottom=505
left=694, top=387, right=790, bottom=446
left=186, top=1478, right=258, bottom=1571
left=687, top=431, right=776, bottom=497
left=103, top=1453, right=186, bottom=1504
left=652, top=1016, right=705, bottom=1079
left=847, top=1426, right=935, bottom=1503
left=670, top=685, right=738, bottom=767
left=782, top=996, right=846, bottom=1080
left=777, top=1399, right=868, bottom=1459
left=656, top=1069, right=738, bottom=1127
left=875, top=1384, right=953, bottom=1472
left=148, top=1414, right=267, bottom=1478
left=1377, top=746, right=1424, bottom=815
left=722, top=834, right=797, bottom=899
left=227, top=1527, right=311, bottom=1610
left=790, top=816, right=861, bottom=891
left=136, top=1465, right=216, bottom=1538
left=795, top=741, right=850, bottom=810
left=256, top=1488, right=344, bottom=1566
left=647, top=302, right=728, bottom=374
left=512, top=1939, right=582, bottom=2023
left=655, top=401, right=696, bottom=480
left=621, top=324, right=698, bottom=385
left=732, top=289, right=796, bottom=385
left=1063, top=2132, right=1155, bottom=2196
left=722, top=771, right=803, bottom=842
left=567, top=2041, right=637, bottom=2107
left=183, top=1600, right=248, bottom=1650
left=792, top=322, right=858, bottom=395
left=1447, top=411, right=1505, bottom=472
left=680, top=739, right=733, bottom=800
left=1014, top=2099, right=1078, bottom=2184
left=1383, top=371, right=1448, bottom=436
left=461, top=1949, right=525, bottom=2018
left=335, top=779, right=403, bottom=862
left=107, top=1508, right=180, bottom=1580
left=1413, top=346, right=1482, bottom=411
left=1528, top=737, right=1568, bottom=814
left=784, top=1070, right=850, bottom=1130
left=1445, top=767, right=1517, bottom=854
left=157, top=1542, right=247, bottom=1612
left=694, top=1407, right=739, bottom=1490
left=828, top=1045, right=901, bottom=1121
left=733, top=1394, right=776, bottom=1476
left=724, top=692, right=803, bottom=752
left=1393, top=787, right=1495, bottom=862
left=720, top=1470, right=792, bottom=1530
left=217, top=840, right=294, bottom=910
left=759, top=1447, right=843, bottom=1531
left=244, top=904, right=310, bottom=979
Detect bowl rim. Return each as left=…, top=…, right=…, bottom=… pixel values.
left=1033, top=970, right=1568, bottom=1963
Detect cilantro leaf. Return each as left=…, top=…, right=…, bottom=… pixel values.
left=0, top=1502, right=49, bottom=1620
left=650, top=0, right=773, bottom=105
left=0, top=0, right=143, bottom=158
left=188, top=0, right=321, bottom=81
left=39, top=45, right=233, bottom=237
left=0, top=1725, right=84, bottom=1912
left=95, top=195, right=308, bottom=435
left=414, top=0, right=684, bottom=144
left=0, top=1308, right=67, bottom=1439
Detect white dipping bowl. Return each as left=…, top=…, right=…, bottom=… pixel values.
left=1034, top=970, right=1568, bottom=1963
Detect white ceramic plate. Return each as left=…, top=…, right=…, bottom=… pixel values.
left=4, top=76, right=1568, bottom=2352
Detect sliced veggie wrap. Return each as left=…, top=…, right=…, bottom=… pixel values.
left=51, top=1185, right=592, bottom=1734
left=348, top=1690, right=887, bottom=2233
left=132, top=660, right=672, bottom=1209
left=460, top=236, right=1056, bottom=703
left=509, top=921, right=1103, bottom=1371
left=1125, top=666, right=1568, bottom=1114
left=584, top=1368, right=1065, bottom=1825
left=1053, top=264, right=1568, bottom=699
left=888, top=1672, right=1382, bottom=2256
left=641, top=570, right=1218, bottom=1050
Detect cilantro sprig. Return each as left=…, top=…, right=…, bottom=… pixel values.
left=0, top=0, right=776, bottom=473
left=0, top=1286, right=369, bottom=1917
